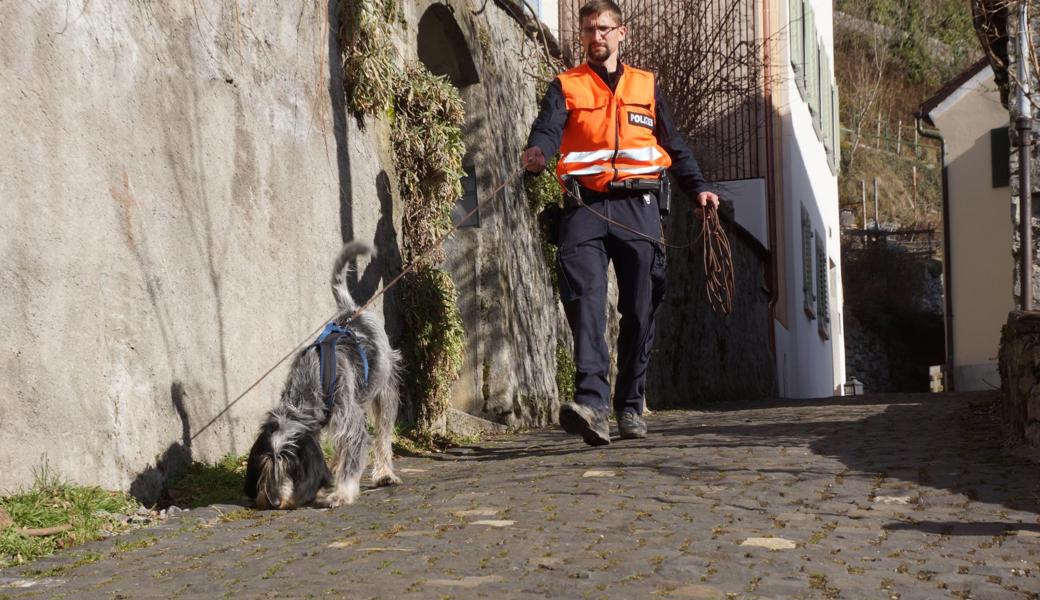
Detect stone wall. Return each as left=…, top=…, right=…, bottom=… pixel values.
left=998, top=311, right=1040, bottom=445
left=0, top=0, right=564, bottom=499
left=843, top=312, right=895, bottom=393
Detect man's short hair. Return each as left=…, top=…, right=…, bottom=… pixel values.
left=579, top=0, right=622, bottom=24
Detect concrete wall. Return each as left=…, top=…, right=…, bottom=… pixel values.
left=930, top=67, right=1013, bottom=392
left=0, top=0, right=562, bottom=497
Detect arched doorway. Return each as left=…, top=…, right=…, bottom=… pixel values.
left=416, top=3, right=486, bottom=418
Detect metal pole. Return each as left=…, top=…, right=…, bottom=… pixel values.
left=861, top=180, right=867, bottom=229
left=1018, top=0, right=1034, bottom=310
left=1021, top=121, right=1034, bottom=310
left=873, top=177, right=880, bottom=230
left=915, top=115, right=954, bottom=391
left=912, top=165, right=918, bottom=209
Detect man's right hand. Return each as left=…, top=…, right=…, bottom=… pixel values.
left=522, top=146, right=546, bottom=173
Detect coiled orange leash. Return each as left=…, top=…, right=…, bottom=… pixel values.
left=700, top=203, right=734, bottom=316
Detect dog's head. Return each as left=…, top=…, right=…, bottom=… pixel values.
left=244, top=421, right=331, bottom=509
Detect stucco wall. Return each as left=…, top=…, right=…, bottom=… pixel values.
left=0, top=0, right=561, bottom=498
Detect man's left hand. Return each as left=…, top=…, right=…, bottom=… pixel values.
left=694, top=191, right=720, bottom=220
left=697, top=191, right=720, bottom=209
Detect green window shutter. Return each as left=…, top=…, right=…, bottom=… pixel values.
left=832, top=84, right=841, bottom=173
left=805, top=5, right=816, bottom=108
left=802, top=205, right=816, bottom=319
left=820, top=49, right=831, bottom=148
left=822, top=49, right=831, bottom=134
left=992, top=126, right=1010, bottom=188
left=790, top=0, right=803, bottom=79
left=816, top=237, right=830, bottom=339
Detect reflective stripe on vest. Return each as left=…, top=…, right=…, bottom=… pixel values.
left=555, top=63, right=672, bottom=192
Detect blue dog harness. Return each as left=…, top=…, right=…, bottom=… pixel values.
left=309, top=322, right=369, bottom=425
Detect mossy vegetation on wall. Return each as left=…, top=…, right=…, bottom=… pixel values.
left=523, top=154, right=576, bottom=403
left=390, top=64, right=467, bottom=434
left=338, top=0, right=466, bottom=436
left=338, top=0, right=400, bottom=120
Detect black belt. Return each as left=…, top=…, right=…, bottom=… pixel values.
left=566, top=176, right=671, bottom=215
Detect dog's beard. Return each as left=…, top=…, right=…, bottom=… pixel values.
left=248, top=431, right=332, bottom=509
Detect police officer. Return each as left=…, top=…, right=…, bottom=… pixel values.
left=523, top=0, right=719, bottom=445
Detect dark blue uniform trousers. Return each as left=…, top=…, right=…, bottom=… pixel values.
left=556, top=192, right=666, bottom=417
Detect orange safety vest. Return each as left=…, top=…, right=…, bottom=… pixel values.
left=555, top=63, right=672, bottom=192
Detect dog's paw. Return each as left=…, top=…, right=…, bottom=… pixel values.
left=316, top=483, right=360, bottom=508
left=372, top=472, right=402, bottom=487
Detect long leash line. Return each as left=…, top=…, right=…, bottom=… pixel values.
left=574, top=196, right=692, bottom=250
left=191, top=167, right=527, bottom=441
left=575, top=196, right=735, bottom=316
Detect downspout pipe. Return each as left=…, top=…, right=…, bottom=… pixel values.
left=1016, top=0, right=1034, bottom=311
left=914, top=114, right=955, bottom=391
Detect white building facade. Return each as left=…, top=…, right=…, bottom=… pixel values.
left=774, top=0, right=845, bottom=397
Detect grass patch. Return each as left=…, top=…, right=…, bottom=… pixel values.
left=114, top=535, right=158, bottom=553
left=0, top=463, right=140, bottom=568
left=23, top=551, right=103, bottom=578
left=165, top=454, right=247, bottom=509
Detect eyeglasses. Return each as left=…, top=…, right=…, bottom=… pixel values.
left=580, top=24, right=622, bottom=38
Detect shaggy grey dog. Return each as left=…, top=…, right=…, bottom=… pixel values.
left=245, top=241, right=402, bottom=509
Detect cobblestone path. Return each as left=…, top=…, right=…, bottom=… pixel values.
left=3, top=392, right=1040, bottom=599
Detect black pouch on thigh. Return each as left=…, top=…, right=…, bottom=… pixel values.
left=650, top=243, right=667, bottom=311
left=538, top=203, right=562, bottom=246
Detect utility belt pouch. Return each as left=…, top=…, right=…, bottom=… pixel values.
left=658, top=174, right=671, bottom=216
left=564, top=177, right=582, bottom=210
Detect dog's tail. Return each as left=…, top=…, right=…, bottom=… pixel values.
left=330, top=240, right=374, bottom=312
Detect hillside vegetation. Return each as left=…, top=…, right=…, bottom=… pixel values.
left=835, top=0, right=983, bottom=230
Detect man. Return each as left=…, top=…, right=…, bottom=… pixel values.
left=523, top=0, right=719, bottom=446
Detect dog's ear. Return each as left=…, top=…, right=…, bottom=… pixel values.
left=289, top=435, right=332, bottom=506
left=244, top=423, right=277, bottom=499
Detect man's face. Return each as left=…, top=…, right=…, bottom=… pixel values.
left=580, top=11, right=626, bottom=65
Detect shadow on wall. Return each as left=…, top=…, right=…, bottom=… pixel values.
left=129, top=381, right=193, bottom=504
left=329, top=0, right=355, bottom=245
left=357, top=170, right=405, bottom=334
